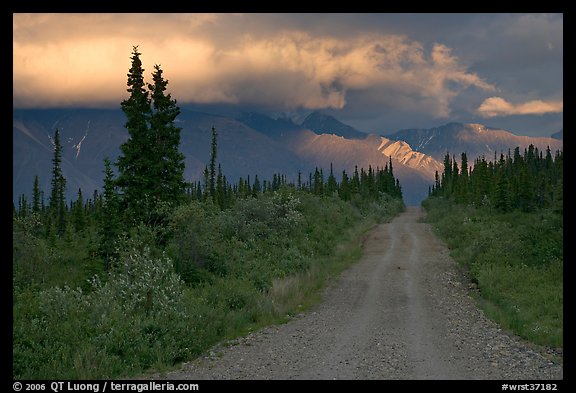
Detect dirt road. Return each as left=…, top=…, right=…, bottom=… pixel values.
left=155, top=207, right=562, bottom=380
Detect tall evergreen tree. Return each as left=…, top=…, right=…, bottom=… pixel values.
left=313, top=167, right=323, bottom=195
left=147, top=64, right=186, bottom=205
left=209, top=126, right=218, bottom=201
left=441, top=153, right=453, bottom=197
left=457, top=152, right=469, bottom=203
left=493, top=153, right=509, bottom=211
left=203, top=165, right=210, bottom=200
left=32, top=175, right=41, bottom=214
left=100, top=157, right=121, bottom=266
left=297, top=171, right=302, bottom=190
left=196, top=180, right=203, bottom=201
left=252, top=175, right=261, bottom=197
left=451, top=156, right=459, bottom=199
left=327, top=163, right=338, bottom=195
left=116, top=47, right=185, bottom=224
left=433, top=171, right=440, bottom=195
left=49, top=129, right=66, bottom=235
left=39, top=190, right=45, bottom=214
left=116, top=46, right=152, bottom=223
left=339, top=170, right=350, bottom=201
left=72, top=188, right=85, bottom=232
left=216, top=164, right=225, bottom=209
left=351, top=166, right=360, bottom=195
left=18, top=194, right=28, bottom=218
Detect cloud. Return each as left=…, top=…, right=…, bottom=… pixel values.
left=477, top=96, right=563, bottom=117
left=13, top=13, right=495, bottom=117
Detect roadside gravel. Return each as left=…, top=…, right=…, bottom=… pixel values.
left=150, top=206, right=562, bottom=380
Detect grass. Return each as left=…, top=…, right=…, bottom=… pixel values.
left=266, top=217, right=372, bottom=318
left=422, top=197, right=563, bottom=348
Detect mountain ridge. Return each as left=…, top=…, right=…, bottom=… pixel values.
left=13, top=109, right=562, bottom=206
left=300, top=111, right=368, bottom=140
left=386, top=122, right=563, bottom=162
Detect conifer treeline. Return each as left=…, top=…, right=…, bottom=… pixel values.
left=15, top=155, right=402, bottom=234
left=187, top=160, right=402, bottom=210
left=429, top=145, right=563, bottom=213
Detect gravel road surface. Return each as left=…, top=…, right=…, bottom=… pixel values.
left=152, top=206, right=562, bottom=380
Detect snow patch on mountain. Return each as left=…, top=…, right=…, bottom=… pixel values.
left=73, top=120, right=90, bottom=159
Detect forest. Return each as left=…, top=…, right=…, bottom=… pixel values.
left=429, top=147, right=563, bottom=213
left=12, top=47, right=404, bottom=379
left=423, top=147, right=563, bottom=348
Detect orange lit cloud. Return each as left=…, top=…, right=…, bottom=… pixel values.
left=14, top=13, right=495, bottom=117
left=477, top=96, right=563, bottom=117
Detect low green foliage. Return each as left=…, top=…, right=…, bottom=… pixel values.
left=13, top=214, right=104, bottom=292
left=13, top=190, right=403, bottom=379
left=422, top=197, right=562, bottom=348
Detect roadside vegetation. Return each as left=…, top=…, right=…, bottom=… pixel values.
left=422, top=148, right=563, bottom=348
left=12, top=47, right=405, bottom=379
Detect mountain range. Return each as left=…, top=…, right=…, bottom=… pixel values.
left=385, top=122, right=563, bottom=163
left=13, top=109, right=563, bottom=206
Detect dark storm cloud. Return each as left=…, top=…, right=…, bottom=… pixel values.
left=13, top=13, right=562, bottom=136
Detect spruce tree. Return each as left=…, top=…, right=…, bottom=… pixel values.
left=494, top=153, right=509, bottom=212
left=216, top=164, right=225, bottom=209
left=238, top=176, right=245, bottom=198
left=116, top=47, right=185, bottom=224
left=339, top=170, right=350, bottom=201
left=395, top=179, right=402, bottom=198
left=148, top=64, right=186, bottom=205
left=116, top=46, right=152, bottom=223
left=100, top=157, right=121, bottom=266
left=40, top=190, right=45, bottom=214
left=297, top=171, right=302, bottom=190
left=203, top=165, right=210, bottom=200
left=313, top=168, right=322, bottom=195
left=366, top=165, right=375, bottom=198
left=327, top=163, right=338, bottom=196
left=18, top=194, right=28, bottom=218
left=272, top=174, right=279, bottom=191
left=252, top=175, right=261, bottom=197
left=72, top=188, right=85, bottom=232
left=49, top=129, right=66, bottom=236
left=451, top=157, right=459, bottom=200
left=245, top=176, right=252, bottom=196
left=433, top=171, right=440, bottom=195
left=457, top=152, right=469, bottom=203
left=209, top=126, right=218, bottom=201
left=32, top=175, right=41, bottom=214
left=441, top=153, right=453, bottom=197
left=196, top=180, right=203, bottom=201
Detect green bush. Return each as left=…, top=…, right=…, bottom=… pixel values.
left=13, top=241, right=189, bottom=379
left=14, top=189, right=404, bottom=379
left=423, top=197, right=563, bottom=347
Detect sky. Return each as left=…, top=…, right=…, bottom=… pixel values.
left=13, top=13, right=563, bottom=137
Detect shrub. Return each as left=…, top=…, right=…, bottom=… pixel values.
left=14, top=188, right=404, bottom=378
left=13, top=242, right=188, bottom=379
left=423, top=197, right=563, bottom=347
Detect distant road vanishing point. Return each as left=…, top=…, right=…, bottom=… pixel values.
left=151, top=207, right=562, bottom=380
